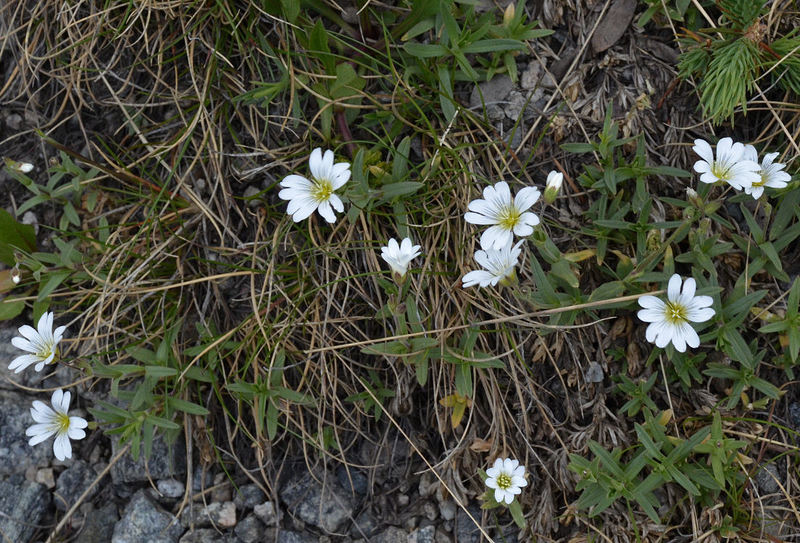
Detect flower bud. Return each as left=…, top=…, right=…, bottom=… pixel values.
left=10, top=267, right=20, bottom=284
left=544, top=170, right=563, bottom=204
left=503, top=2, right=515, bottom=26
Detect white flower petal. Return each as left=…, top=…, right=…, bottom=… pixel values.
left=514, top=187, right=540, bottom=212
left=692, top=139, right=714, bottom=163
left=667, top=274, right=681, bottom=301
left=53, top=433, right=72, bottom=461
left=317, top=201, right=336, bottom=223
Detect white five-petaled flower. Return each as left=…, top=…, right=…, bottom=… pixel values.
left=278, top=148, right=351, bottom=223
left=380, top=237, right=422, bottom=278
left=692, top=137, right=760, bottom=190
left=464, top=181, right=540, bottom=251
left=741, top=145, right=791, bottom=199
left=485, top=457, right=527, bottom=505
left=26, top=389, right=87, bottom=461
left=9, top=312, right=67, bottom=373
left=637, top=274, right=715, bottom=353
left=462, top=240, right=524, bottom=288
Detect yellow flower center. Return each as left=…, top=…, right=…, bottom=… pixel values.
left=710, top=162, right=730, bottom=181
left=310, top=178, right=334, bottom=203
left=496, top=473, right=512, bottom=490
left=37, top=345, right=54, bottom=361
left=751, top=172, right=767, bottom=188
left=497, top=206, right=521, bottom=230
left=664, top=301, right=687, bottom=324
left=55, top=412, right=71, bottom=433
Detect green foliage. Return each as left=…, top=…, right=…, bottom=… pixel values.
left=569, top=409, right=744, bottom=523
left=227, top=349, right=314, bottom=441
left=677, top=1, right=800, bottom=123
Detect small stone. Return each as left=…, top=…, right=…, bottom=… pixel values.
left=36, top=468, right=55, bottom=488
left=520, top=63, right=542, bottom=90
left=243, top=186, right=261, bottom=208
left=279, top=470, right=354, bottom=533
left=585, top=362, right=604, bottom=383
left=0, top=480, right=51, bottom=543
left=80, top=502, right=119, bottom=543
left=403, top=516, right=419, bottom=531
left=455, top=503, right=482, bottom=543
left=351, top=509, right=379, bottom=537
left=112, top=490, right=183, bottom=543
left=418, top=472, right=437, bottom=498
left=6, top=113, right=22, bottom=130
left=178, top=528, right=234, bottom=543
left=336, top=465, right=368, bottom=496
left=157, top=479, right=186, bottom=499
left=111, top=435, right=186, bottom=484
left=789, top=402, right=800, bottom=429
left=234, top=514, right=265, bottom=543
left=438, top=500, right=456, bottom=521
left=409, top=525, right=436, bottom=543
left=211, top=473, right=232, bottom=503
left=55, top=460, right=98, bottom=511
left=233, top=484, right=266, bottom=510
left=397, top=493, right=410, bottom=507
left=434, top=528, right=453, bottom=543
left=755, top=463, right=780, bottom=495
left=0, top=389, right=52, bottom=475
left=469, top=75, right=514, bottom=121
left=277, top=531, right=316, bottom=543
left=181, top=501, right=237, bottom=529
left=253, top=501, right=281, bottom=526
left=193, top=469, right=214, bottom=492
left=376, top=526, right=407, bottom=543
left=423, top=501, right=438, bottom=521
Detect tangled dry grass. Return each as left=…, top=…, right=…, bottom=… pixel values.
left=2, top=0, right=800, bottom=541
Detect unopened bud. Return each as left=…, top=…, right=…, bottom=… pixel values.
left=685, top=187, right=703, bottom=209
left=503, top=2, right=515, bottom=26
left=10, top=267, right=20, bottom=284
left=3, top=158, right=34, bottom=174
left=544, top=170, right=563, bottom=204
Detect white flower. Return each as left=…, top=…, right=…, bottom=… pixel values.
left=26, top=389, right=87, bottom=461
left=544, top=170, right=563, bottom=204
left=462, top=240, right=524, bottom=288
left=9, top=312, right=67, bottom=373
left=380, top=237, right=421, bottom=277
left=278, top=148, right=351, bottom=223
left=485, top=457, right=527, bottom=505
left=741, top=145, right=791, bottom=199
left=464, top=181, right=540, bottom=250
left=637, top=274, right=715, bottom=352
left=692, top=137, right=760, bottom=190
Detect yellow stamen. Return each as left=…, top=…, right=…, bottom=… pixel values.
left=310, top=178, right=334, bottom=203
left=56, top=412, right=71, bottom=433
left=496, top=473, right=512, bottom=489
left=664, top=301, right=687, bottom=324
left=497, top=206, right=521, bottom=230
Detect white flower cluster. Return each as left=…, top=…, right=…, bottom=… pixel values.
left=460, top=172, right=561, bottom=288
left=8, top=312, right=87, bottom=461
left=693, top=137, right=790, bottom=198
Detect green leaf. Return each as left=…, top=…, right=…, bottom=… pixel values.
left=379, top=182, right=423, bottom=201
left=0, top=296, right=26, bottom=320
left=462, top=39, right=525, bottom=54
left=145, top=414, right=181, bottom=430
left=403, top=42, right=448, bottom=58
left=144, top=366, right=178, bottom=379
left=0, top=208, right=36, bottom=266
left=37, top=270, right=71, bottom=302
